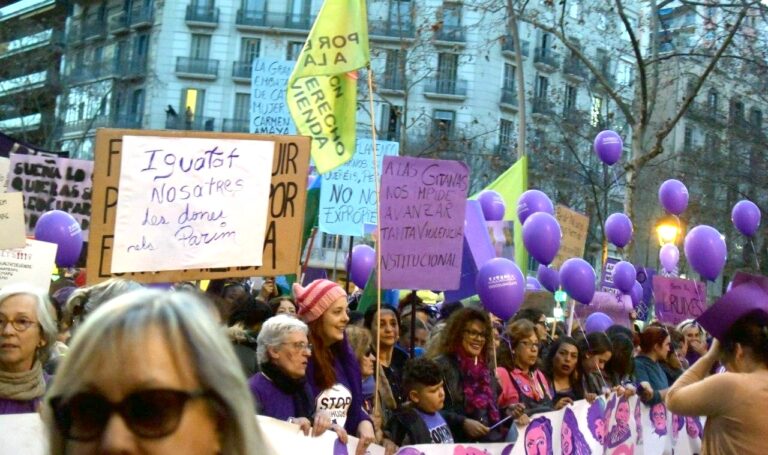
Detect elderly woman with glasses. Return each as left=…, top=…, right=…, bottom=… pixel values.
left=250, top=314, right=346, bottom=441
left=428, top=307, right=506, bottom=442
left=0, top=285, right=57, bottom=414
left=43, top=289, right=268, bottom=455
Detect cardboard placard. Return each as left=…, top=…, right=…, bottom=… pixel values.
left=86, top=129, right=310, bottom=285
left=0, top=239, right=58, bottom=291
left=0, top=192, right=26, bottom=250
left=552, top=204, right=589, bottom=269
left=0, top=156, right=9, bottom=192
left=653, top=275, right=707, bottom=325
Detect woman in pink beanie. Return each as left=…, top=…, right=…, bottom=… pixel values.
left=293, top=279, right=376, bottom=454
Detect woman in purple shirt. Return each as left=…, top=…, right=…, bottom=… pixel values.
left=0, top=284, right=57, bottom=414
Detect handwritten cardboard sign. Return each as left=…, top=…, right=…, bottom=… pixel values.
left=653, top=276, right=707, bottom=325
left=251, top=58, right=296, bottom=135
left=0, top=239, right=57, bottom=291
left=0, top=156, right=9, bottom=192
left=379, top=156, right=468, bottom=290
left=319, top=139, right=399, bottom=236
left=86, top=129, right=310, bottom=285
left=110, top=136, right=274, bottom=273
left=0, top=192, right=26, bottom=250
left=552, top=204, right=589, bottom=269
left=7, top=154, right=93, bottom=238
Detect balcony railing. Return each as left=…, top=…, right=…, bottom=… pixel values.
left=684, top=102, right=724, bottom=125
left=434, top=25, right=465, bottom=42
left=129, top=6, right=154, bottom=27
left=500, top=89, right=517, bottom=106
left=562, top=58, right=588, bottom=79
left=115, top=55, right=148, bottom=79
left=379, top=73, right=405, bottom=91
left=166, top=116, right=216, bottom=131
left=235, top=10, right=315, bottom=30
left=501, top=36, right=530, bottom=57
left=66, top=23, right=82, bottom=45
left=186, top=4, right=219, bottom=24
left=176, top=57, right=219, bottom=77
left=109, top=12, right=129, bottom=33
left=562, top=108, right=587, bottom=125
left=82, top=16, right=107, bottom=40
left=590, top=72, right=615, bottom=91
left=532, top=97, right=554, bottom=116
left=534, top=47, right=559, bottom=69
left=369, top=19, right=415, bottom=39
left=222, top=118, right=249, bottom=133
left=232, top=61, right=252, bottom=79
left=114, top=113, right=143, bottom=129
left=424, top=78, right=467, bottom=96
left=62, top=116, right=111, bottom=133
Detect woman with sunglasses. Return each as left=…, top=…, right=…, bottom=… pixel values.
left=44, top=289, right=267, bottom=454
left=294, top=279, right=376, bottom=455
left=0, top=285, right=57, bottom=414
left=429, top=307, right=506, bottom=442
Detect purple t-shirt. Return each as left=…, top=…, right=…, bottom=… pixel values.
left=416, top=410, right=454, bottom=444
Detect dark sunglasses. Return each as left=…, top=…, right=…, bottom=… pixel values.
left=50, top=388, right=211, bottom=441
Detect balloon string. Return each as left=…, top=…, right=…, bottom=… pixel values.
left=750, top=239, right=761, bottom=271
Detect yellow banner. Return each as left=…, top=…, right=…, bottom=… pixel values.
left=286, top=0, right=370, bottom=174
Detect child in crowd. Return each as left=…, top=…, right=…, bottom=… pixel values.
left=384, top=358, right=455, bottom=446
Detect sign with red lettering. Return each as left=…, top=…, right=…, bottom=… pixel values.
left=652, top=276, right=707, bottom=325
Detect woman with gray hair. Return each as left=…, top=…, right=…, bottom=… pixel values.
left=250, top=314, right=346, bottom=441
left=0, top=284, right=57, bottom=414
left=63, top=278, right=143, bottom=329
left=44, top=289, right=268, bottom=455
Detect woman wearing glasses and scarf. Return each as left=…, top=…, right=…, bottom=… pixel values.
left=43, top=289, right=268, bottom=454
left=428, top=307, right=508, bottom=442
left=0, top=285, right=57, bottom=414
left=250, top=314, right=347, bottom=441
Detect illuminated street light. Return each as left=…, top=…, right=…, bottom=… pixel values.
left=656, top=215, right=681, bottom=246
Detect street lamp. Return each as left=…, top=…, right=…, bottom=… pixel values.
left=656, top=214, right=681, bottom=246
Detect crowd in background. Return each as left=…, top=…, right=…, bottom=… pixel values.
left=1, top=273, right=767, bottom=454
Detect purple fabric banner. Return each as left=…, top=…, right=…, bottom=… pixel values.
left=379, top=156, right=468, bottom=290
left=653, top=276, right=707, bottom=325
left=575, top=291, right=633, bottom=328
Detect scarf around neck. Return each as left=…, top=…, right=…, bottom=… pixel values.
left=456, top=348, right=500, bottom=423
left=259, top=361, right=314, bottom=419
left=0, top=361, right=46, bottom=401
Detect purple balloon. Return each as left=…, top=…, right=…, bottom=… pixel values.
left=522, top=212, right=562, bottom=266
left=593, top=130, right=623, bottom=165
left=731, top=200, right=761, bottom=237
left=560, top=258, right=596, bottom=305
left=612, top=261, right=636, bottom=294
left=34, top=210, right=83, bottom=267
left=517, top=189, right=554, bottom=225
left=347, top=245, right=375, bottom=289
left=477, top=190, right=506, bottom=221
left=684, top=225, right=727, bottom=281
left=605, top=213, right=633, bottom=248
left=476, top=257, right=525, bottom=320
left=630, top=281, right=643, bottom=308
left=526, top=276, right=542, bottom=291
left=659, top=244, right=680, bottom=273
left=659, top=179, right=689, bottom=215
left=585, top=312, right=613, bottom=334
left=537, top=264, right=560, bottom=293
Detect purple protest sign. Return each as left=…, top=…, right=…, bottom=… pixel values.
left=575, top=291, right=633, bottom=329
left=600, top=257, right=621, bottom=297
left=379, top=156, right=468, bottom=290
left=7, top=154, right=93, bottom=238
left=444, top=200, right=495, bottom=301
left=652, top=276, right=707, bottom=325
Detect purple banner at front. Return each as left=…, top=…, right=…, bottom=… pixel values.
left=379, top=156, right=468, bottom=290
left=653, top=275, right=707, bottom=325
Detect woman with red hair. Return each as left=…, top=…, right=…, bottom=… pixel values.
left=634, top=326, right=671, bottom=405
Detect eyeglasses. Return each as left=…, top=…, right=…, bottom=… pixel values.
left=0, top=317, right=38, bottom=332
left=517, top=340, right=539, bottom=351
left=50, top=389, right=211, bottom=441
left=282, top=341, right=312, bottom=352
left=366, top=346, right=376, bottom=357
left=463, top=329, right=487, bottom=340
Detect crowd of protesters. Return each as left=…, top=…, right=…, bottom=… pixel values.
left=1, top=271, right=767, bottom=454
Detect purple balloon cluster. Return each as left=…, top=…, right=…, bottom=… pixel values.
left=594, top=130, right=623, bottom=165
left=347, top=245, right=375, bottom=289
left=476, top=257, right=525, bottom=320
left=684, top=225, right=726, bottom=281
left=659, top=179, right=689, bottom=215
left=518, top=190, right=561, bottom=266
left=559, top=258, right=596, bottom=305
left=605, top=213, right=633, bottom=249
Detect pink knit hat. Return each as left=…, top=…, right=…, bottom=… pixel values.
left=293, top=279, right=347, bottom=323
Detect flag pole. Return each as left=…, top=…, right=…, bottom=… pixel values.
left=366, top=65, right=384, bottom=425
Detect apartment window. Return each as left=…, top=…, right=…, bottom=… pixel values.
left=94, top=46, right=104, bottom=66
left=384, top=49, right=405, bottom=86
left=289, top=0, right=311, bottom=16
left=749, top=108, right=762, bottom=128
left=242, top=0, right=266, bottom=13
left=181, top=88, right=206, bottom=122
left=320, top=233, right=341, bottom=249
left=683, top=126, right=693, bottom=151
left=437, top=53, right=458, bottom=86
left=705, top=132, right=720, bottom=153
left=443, top=3, right=461, bottom=28
left=503, top=63, right=516, bottom=91
left=382, top=104, right=402, bottom=141
left=190, top=34, right=211, bottom=59
left=130, top=89, right=144, bottom=121
left=568, top=0, right=581, bottom=20
left=240, top=37, right=260, bottom=63
left=730, top=100, right=745, bottom=122
left=707, top=89, right=719, bottom=111
left=432, top=109, right=455, bottom=139
left=590, top=95, right=603, bottom=127
left=389, top=0, right=412, bottom=27
left=133, top=33, right=149, bottom=59
left=234, top=93, right=250, bottom=120
left=616, top=60, right=634, bottom=86
left=563, top=85, right=577, bottom=113
left=540, top=32, right=551, bottom=55
left=287, top=41, right=304, bottom=61
left=499, top=119, right=514, bottom=148
left=535, top=75, right=548, bottom=99
left=596, top=49, right=610, bottom=75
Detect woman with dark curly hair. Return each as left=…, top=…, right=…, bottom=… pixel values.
left=543, top=336, right=589, bottom=406
left=427, top=306, right=505, bottom=442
